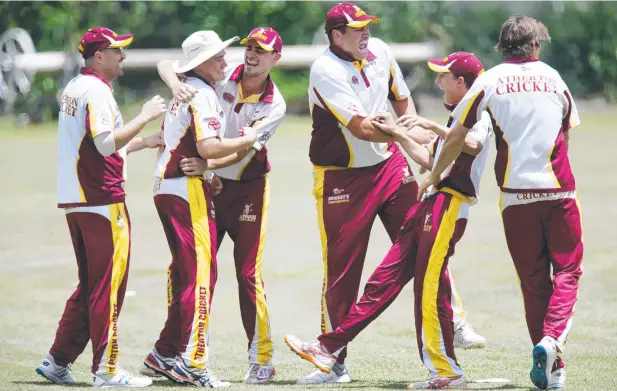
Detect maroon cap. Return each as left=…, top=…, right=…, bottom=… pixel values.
left=240, top=27, right=283, bottom=53
left=325, top=3, right=380, bottom=32
left=427, top=52, right=485, bottom=84
left=78, top=27, right=133, bottom=59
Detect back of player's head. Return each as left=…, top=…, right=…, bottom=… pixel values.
left=495, top=15, right=551, bottom=59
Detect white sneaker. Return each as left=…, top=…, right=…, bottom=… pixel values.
left=244, top=362, right=276, bottom=384
left=453, top=323, right=486, bottom=349
left=548, top=368, right=566, bottom=389
left=35, top=355, right=75, bottom=384
left=408, top=375, right=467, bottom=389
left=297, top=363, right=351, bottom=384
left=530, top=336, right=558, bottom=390
left=138, top=366, right=162, bottom=378
left=284, top=335, right=337, bottom=374
left=169, top=358, right=230, bottom=388
left=92, top=369, right=153, bottom=388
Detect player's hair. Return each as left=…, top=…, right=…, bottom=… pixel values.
left=495, top=15, right=551, bottom=58
left=327, top=25, right=348, bottom=44
left=451, top=70, right=475, bottom=89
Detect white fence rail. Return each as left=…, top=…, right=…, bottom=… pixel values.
left=1, top=27, right=441, bottom=112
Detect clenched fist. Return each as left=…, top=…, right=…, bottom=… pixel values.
left=141, top=95, right=167, bottom=122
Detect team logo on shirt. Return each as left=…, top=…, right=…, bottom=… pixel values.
left=168, top=98, right=181, bottom=115
left=328, top=188, right=350, bottom=204
left=223, top=92, right=234, bottom=103
left=59, top=94, right=78, bottom=116
left=351, top=76, right=359, bottom=85
left=239, top=203, right=257, bottom=222
left=423, top=213, right=432, bottom=232
left=258, top=130, right=273, bottom=144
left=344, top=102, right=360, bottom=114
left=101, top=112, right=110, bottom=126
left=402, top=167, right=415, bottom=184
left=208, top=119, right=221, bottom=131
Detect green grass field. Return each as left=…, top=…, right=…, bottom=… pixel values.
left=0, top=112, right=616, bottom=390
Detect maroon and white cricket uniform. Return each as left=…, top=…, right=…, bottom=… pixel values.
left=308, top=36, right=417, bottom=363
left=453, top=57, right=583, bottom=362
left=212, top=64, right=286, bottom=365
left=317, top=112, right=493, bottom=380
left=151, top=73, right=222, bottom=370
left=54, top=67, right=130, bottom=375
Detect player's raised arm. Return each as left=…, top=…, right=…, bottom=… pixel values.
left=157, top=60, right=197, bottom=104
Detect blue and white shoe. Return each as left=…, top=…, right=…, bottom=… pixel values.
left=530, top=336, right=557, bottom=390
left=36, top=354, right=75, bottom=384
left=92, top=369, right=153, bottom=388
left=548, top=368, right=566, bottom=389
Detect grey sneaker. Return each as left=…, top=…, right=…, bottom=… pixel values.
left=92, top=368, right=153, bottom=388
left=244, top=362, right=275, bottom=384
left=35, top=355, right=75, bottom=384
left=453, top=322, right=486, bottom=349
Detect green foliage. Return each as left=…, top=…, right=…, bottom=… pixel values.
left=436, top=2, right=617, bottom=101
left=1, top=1, right=616, bottom=120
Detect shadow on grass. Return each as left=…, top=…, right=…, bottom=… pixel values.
left=144, top=379, right=305, bottom=388
left=11, top=381, right=91, bottom=388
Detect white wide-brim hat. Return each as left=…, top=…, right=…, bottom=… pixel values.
left=173, top=30, right=239, bottom=73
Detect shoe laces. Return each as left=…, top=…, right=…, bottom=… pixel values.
left=247, top=363, right=260, bottom=376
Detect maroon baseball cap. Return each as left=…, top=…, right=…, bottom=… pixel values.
left=78, top=27, right=134, bottom=59
left=325, top=3, right=380, bottom=32
left=427, top=52, right=485, bottom=84
left=240, top=27, right=283, bottom=53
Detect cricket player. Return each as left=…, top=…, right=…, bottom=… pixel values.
left=140, top=31, right=258, bottom=388
left=285, top=52, right=491, bottom=390
left=35, top=27, right=166, bottom=388
left=296, top=3, right=484, bottom=384
left=151, top=27, right=286, bottom=385
left=418, top=16, right=582, bottom=390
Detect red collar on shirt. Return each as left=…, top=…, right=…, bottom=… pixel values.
left=185, top=71, right=215, bottom=89
left=80, top=67, right=112, bottom=90
left=503, top=56, right=539, bottom=64
left=228, top=64, right=274, bottom=104
left=329, top=44, right=376, bottom=66
left=444, top=102, right=458, bottom=112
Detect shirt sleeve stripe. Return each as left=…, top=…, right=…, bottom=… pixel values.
left=563, top=90, right=579, bottom=131
left=459, top=90, right=485, bottom=129
left=188, top=104, right=204, bottom=141
left=313, top=86, right=349, bottom=127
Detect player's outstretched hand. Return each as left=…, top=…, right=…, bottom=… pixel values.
left=141, top=95, right=167, bottom=122
left=144, top=131, right=164, bottom=148
left=369, top=112, right=401, bottom=137
left=417, top=172, right=440, bottom=200
left=172, top=82, right=197, bottom=104
left=396, top=114, right=434, bottom=131
left=180, top=157, right=208, bottom=176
